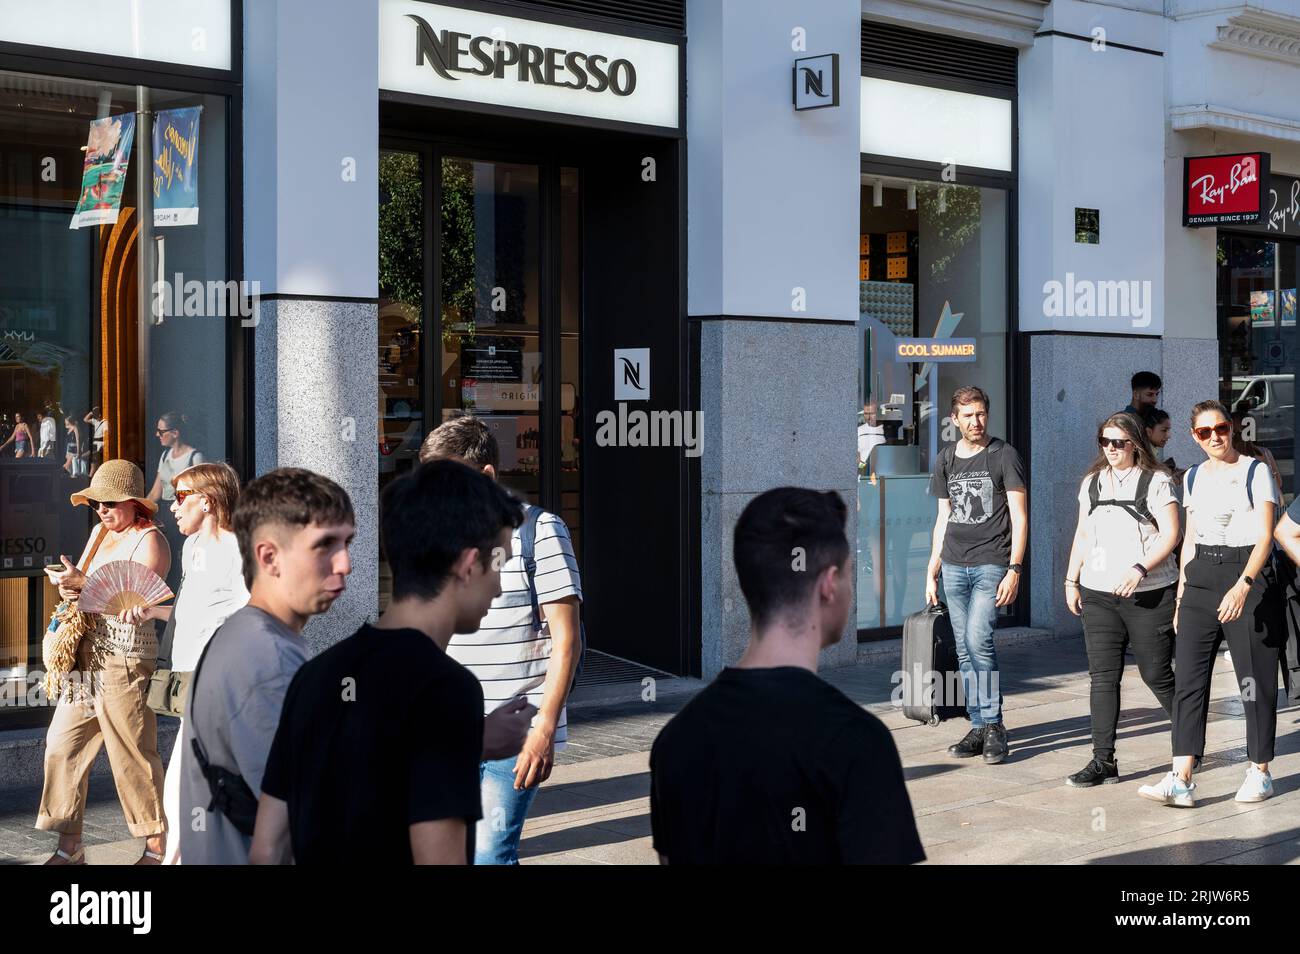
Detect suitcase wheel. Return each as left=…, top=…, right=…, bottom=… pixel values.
left=927, top=714, right=941, bottom=727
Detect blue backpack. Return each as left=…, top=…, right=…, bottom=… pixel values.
left=519, top=505, right=587, bottom=689
left=1185, top=459, right=1261, bottom=508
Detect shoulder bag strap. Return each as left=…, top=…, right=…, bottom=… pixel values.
left=79, top=525, right=110, bottom=573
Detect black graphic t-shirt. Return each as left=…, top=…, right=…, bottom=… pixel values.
left=929, top=438, right=1026, bottom=566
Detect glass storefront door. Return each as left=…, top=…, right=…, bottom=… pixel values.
left=377, top=146, right=581, bottom=607
left=856, top=176, right=1010, bottom=634
left=1218, top=234, right=1299, bottom=502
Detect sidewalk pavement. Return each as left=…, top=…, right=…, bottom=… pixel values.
left=4, top=636, right=1300, bottom=865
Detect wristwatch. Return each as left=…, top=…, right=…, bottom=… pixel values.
left=1242, top=574, right=1254, bottom=587
left=1008, top=564, right=1022, bottom=574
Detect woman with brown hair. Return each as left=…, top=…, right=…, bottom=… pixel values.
left=123, top=462, right=247, bottom=863
left=1139, top=400, right=1282, bottom=808
left=1063, top=412, right=1182, bottom=787
left=0, top=411, right=34, bottom=458
left=38, top=460, right=171, bottom=864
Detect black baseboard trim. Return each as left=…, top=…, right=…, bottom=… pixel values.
left=690, top=314, right=858, bottom=327
left=258, top=293, right=381, bottom=305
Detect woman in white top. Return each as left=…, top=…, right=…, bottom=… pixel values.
left=1139, top=400, right=1282, bottom=809
left=1064, top=412, right=1181, bottom=787
left=123, top=462, right=248, bottom=864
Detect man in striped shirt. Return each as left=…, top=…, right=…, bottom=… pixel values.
left=420, top=416, right=584, bottom=865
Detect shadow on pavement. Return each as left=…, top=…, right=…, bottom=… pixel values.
left=519, top=814, right=650, bottom=857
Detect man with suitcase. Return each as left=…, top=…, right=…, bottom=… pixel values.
left=925, top=386, right=1027, bottom=765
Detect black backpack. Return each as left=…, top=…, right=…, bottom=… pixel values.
left=1087, top=470, right=1157, bottom=529
left=937, top=438, right=1006, bottom=491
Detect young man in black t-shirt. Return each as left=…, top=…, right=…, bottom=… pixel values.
left=250, top=460, right=536, bottom=865
left=925, top=385, right=1027, bottom=765
left=650, top=487, right=924, bottom=865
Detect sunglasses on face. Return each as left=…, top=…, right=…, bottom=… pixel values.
left=1192, top=423, right=1232, bottom=441
left=174, top=488, right=202, bottom=503
left=156, top=428, right=176, bottom=436
left=1098, top=437, right=1132, bottom=450
left=91, top=500, right=120, bottom=512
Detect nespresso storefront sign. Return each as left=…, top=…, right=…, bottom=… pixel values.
left=379, top=0, right=679, bottom=130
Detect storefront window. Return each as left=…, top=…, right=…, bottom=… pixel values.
left=856, top=177, right=1008, bottom=633
left=1217, top=234, right=1299, bottom=502
left=0, top=69, right=228, bottom=712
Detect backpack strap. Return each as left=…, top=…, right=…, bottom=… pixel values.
left=519, top=505, right=543, bottom=633
left=1133, top=470, right=1154, bottom=525
left=1186, top=463, right=1199, bottom=498
left=1245, top=458, right=1260, bottom=510
left=1087, top=473, right=1101, bottom=515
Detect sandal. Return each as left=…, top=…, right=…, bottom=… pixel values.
left=44, top=845, right=85, bottom=865
left=134, top=849, right=163, bottom=865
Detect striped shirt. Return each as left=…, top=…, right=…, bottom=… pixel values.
left=445, top=509, right=583, bottom=749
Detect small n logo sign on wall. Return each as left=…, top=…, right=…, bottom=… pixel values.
left=614, top=348, right=650, bottom=401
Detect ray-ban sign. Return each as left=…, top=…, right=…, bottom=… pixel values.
left=1183, top=152, right=1270, bottom=227
left=793, top=54, right=839, bottom=111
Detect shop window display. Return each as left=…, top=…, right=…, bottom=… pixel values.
left=0, top=70, right=228, bottom=714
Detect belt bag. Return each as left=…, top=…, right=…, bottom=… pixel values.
left=146, top=611, right=189, bottom=717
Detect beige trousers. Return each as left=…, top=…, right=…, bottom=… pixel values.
left=36, top=640, right=167, bottom=838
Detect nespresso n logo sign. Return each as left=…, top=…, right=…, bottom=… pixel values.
left=408, top=15, right=637, bottom=96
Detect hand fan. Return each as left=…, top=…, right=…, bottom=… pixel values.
left=77, top=561, right=173, bottom=616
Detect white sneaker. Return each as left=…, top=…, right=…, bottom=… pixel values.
left=1138, top=772, right=1197, bottom=807
left=1235, top=766, right=1273, bottom=803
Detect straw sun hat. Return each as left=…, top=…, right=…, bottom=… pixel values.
left=69, top=459, right=159, bottom=515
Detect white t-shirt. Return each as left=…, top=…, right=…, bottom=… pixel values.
left=857, top=422, right=886, bottom=466
left=170, top=530, right=250, bottom=671
left=1078, top=468, right=1179, bottom=593
left=39, top=416, right=56, bottom=450
left=446, top=509, right=583, bottom=749
left=1184, top=456, right=1278, bottom=548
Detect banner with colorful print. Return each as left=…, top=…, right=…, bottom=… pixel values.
left=69, top=113, right=136, bottom=230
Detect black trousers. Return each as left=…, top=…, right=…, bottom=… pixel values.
left=1172, top=548, right=1284, bottom=764
left=1080, top=584, right=1176, bottom=760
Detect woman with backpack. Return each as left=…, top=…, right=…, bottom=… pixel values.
left=1138, top=400, right=1282, bottom=808
left=1064, top=412, right=1182, bottom=787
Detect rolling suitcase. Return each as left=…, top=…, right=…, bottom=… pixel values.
left=900, top=602, right=967, bottom=726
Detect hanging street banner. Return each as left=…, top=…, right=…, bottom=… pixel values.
left=69, top=113, right=136, bottom=230
left=152, top=106, right=202, bottom=227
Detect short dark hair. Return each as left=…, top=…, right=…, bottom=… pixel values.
left=733, top=487, right=849, bottom=628
left=950, top=385, right=990, bottom=414
left=233, top=468, right=355, bottom=589
left=1131, top=371, right=1162, bottom=391
left=382, top=458, right=523, bottom=602
left=419, top=414, right=499, bottom=471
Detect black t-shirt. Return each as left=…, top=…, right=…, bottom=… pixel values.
left=650, top=667, right=925, bottom=865
left=929, top=438, right=1026, bottom=566
left=261, top=625, right=485, bottom=865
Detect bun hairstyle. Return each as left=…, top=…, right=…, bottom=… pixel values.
left=159, top=410, right=189, bottom=433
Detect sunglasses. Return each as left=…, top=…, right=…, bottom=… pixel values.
left=174, top=488, right=203, bottom=503
left=156, top=428, right=176, bottom=436
left=1192, top=422, right=1232, bottom=441
left=1098, top=437, right=1132, bottom=450
left=90, top=499, right=121, bottom=511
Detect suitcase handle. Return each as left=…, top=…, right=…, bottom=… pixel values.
left=923, top=601, right=948, bottom=615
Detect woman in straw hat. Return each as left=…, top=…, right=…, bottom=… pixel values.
left=37, top=459, right=171, bottom=865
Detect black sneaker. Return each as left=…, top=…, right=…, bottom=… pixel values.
left=1066, top=757, right=1119, bottom=787
left=982, top=723, right=1009, bottom=764
left=947, top=728, right=984, bottom=758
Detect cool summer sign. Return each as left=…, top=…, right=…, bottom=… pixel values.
left=378, top=0, right=680, bottom=130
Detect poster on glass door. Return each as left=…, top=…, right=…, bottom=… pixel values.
left=152, top=106, right=202, bottom=227
left=69, top=114, right=136, bottom=230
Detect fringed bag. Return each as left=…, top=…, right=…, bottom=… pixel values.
left=41, top=526, right=107, bottom=700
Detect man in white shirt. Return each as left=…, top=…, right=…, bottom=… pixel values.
left=419, top=415, right=584, bottom=865
left=857, top=402, right=886, bottom=471
left=37, top=410, right=57, bottom=458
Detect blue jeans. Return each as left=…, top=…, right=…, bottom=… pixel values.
left=941, top=563, right=1006, bottom=727
left=474, top=757, right=540, bottom=865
